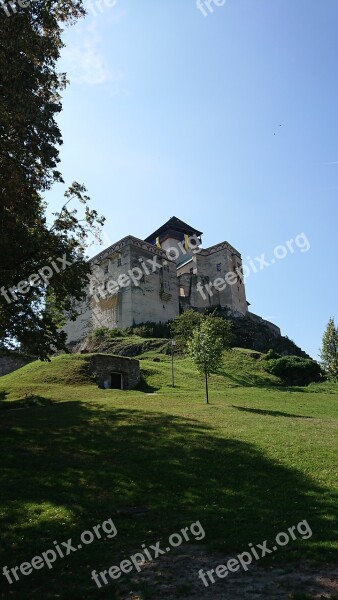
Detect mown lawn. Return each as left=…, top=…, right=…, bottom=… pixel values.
left=0, top=350, right=337, bottom=598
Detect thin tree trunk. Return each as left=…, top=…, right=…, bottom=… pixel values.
left=205, top=371, right=209, bottom=404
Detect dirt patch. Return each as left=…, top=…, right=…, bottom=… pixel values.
left=116, top=545, right=338, bottom=600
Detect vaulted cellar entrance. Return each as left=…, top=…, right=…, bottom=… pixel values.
left=110, top=372, right=123, bottom=389
left=88, top=354, right=140, bottom=391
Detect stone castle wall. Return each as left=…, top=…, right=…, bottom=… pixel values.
left=63, top=234, right=249, bottom=344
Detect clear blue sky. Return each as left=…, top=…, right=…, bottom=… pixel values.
left=47, top=0, right=338, bottom=359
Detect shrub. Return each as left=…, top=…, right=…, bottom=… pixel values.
left=171, top=310, right=232, bottom=349
left=171, top=309, right=203, bottom=342
left=108, top=329, right=124, bottom=338
left=264, top=349, right=282, bottom=360
left=91, top=327, right=110, bottom=340
left=264, top=355, right=323, bottom=386
left=90, top=327, right=125, bottom=341
left=131, top=321, right=171, bottom=338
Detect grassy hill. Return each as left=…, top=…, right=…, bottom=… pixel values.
left=0, top=349, right=337, bottom=599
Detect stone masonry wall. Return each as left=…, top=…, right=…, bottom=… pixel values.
left=0, top=355, right=33, bottom=377
left=88, top=354, right=140, bottom=390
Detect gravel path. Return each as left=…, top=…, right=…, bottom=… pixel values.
left=117, top=545, right=338, bottom=600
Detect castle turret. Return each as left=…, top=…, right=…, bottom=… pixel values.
left=144, top=216, right=202, bottom=265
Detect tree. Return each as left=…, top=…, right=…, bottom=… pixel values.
left=0, top=1, right=105, bottom=358
left=171, top=309, right=232, bottom=350
left=204, top=313, right=233, bottom=348
left=187, top=318, right=224, bottom=404
left=320, top=318, right=338, bottom=382
left=171, top=309, right=203, bottom=345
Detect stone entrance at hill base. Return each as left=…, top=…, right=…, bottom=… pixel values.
left=88, top=354, right=140, bottom=390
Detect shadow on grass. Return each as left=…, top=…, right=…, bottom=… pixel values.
left=136, top=369, right=160, bottom=393
left=0, top=402, right=337, bottom=599
left=0, top=395, right=54, bottom=411
left=231, top=406, right=313, bottom=419
left=0, top=389, right=8, bottom=402
left=220, top=369, right=278, bottom=388
left=276, top=386, right=320, bottom=393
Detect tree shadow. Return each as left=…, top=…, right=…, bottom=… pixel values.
left=220, top=369, right=278, bottom=388
left=276, top=386, right=317, bottom=393
left=0, top=389, right=8, bottom=403
left=231, top=405, right=313, bottom=419
left=0, top=395, right=54, bottom=411
left=136, top=370, right=160, bottom=393
left=0, top=402, right=337, bottom=599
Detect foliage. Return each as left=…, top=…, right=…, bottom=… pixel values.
left=172, top=310, right=232, bottom=349
left=171, top=309, right=203, bottom=342
left=205, top=314, right=233, bottom=348
left=187, top=319, right=224, bottom=376
left=264, top=355, right=322, bottom=386
left=320, top=317, right=338, bottom=382
left=131, top=321, right=172, bottom=338
left=90, top=327, right=124, bottom=341
left=0, top=0, right=105, bottom=359
left=264, top=349, right=282, bottom=360
left=187, top=318, right=224, bottom=402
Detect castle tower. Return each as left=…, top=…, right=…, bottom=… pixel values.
left=144, top=216, right=202, bottom=266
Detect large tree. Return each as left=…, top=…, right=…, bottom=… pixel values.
left=320, top=318, right=338, bottom=382
left=0, top=1, right=104, bottom=358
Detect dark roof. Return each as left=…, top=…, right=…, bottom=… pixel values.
left=144, top=216, right=203, bottom=243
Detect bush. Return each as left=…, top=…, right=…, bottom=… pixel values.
left=171, top=310, right=232, bottom=349
left=171, top=309, right=202, bottom=342
left=90, top=327, right=125, bottom=341
left=264, top=349, right=282, bottom=360
left=131, top=321, right=171, bottom=339
left=264, top=355, right=323, bottom=386
left=91, top=327, right=110, bottom=341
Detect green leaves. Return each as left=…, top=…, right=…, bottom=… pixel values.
left=320, top=318, right=338, bottom=382
left=172, top=310, right=232, bottom=351
left=0, top=1, right=105, bottom=358
left=187, top=318, right=224, bottom=377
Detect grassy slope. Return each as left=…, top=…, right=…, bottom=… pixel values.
left=0, top=350, right=337, bottom=599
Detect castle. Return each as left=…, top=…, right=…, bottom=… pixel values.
left=63, top=216, right=250, bottom=344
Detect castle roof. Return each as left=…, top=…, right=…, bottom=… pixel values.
left=144, top=216, right=203, bottom=244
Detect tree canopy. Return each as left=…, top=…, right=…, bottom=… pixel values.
left=0, top=1, right=105, bottom=358
left=171, top=309, right=232, bottom=349
left=320, top=318, right=338, bottom=382
left=186, top=317, right=225, bottom=403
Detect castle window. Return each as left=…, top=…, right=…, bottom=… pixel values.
left=117, top=258, right=122, bottom=267
left=104, top=264, right=109, bottom=274
left=217, top=263, right=221, bottom=271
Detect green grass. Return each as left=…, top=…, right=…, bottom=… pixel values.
left=0, top=349, right=337, bottom=598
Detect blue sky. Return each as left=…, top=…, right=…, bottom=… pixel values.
left=48, top=0, right=338, bottom=359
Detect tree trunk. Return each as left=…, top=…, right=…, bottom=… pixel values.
left=205, top=371, right=209, bottom=404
